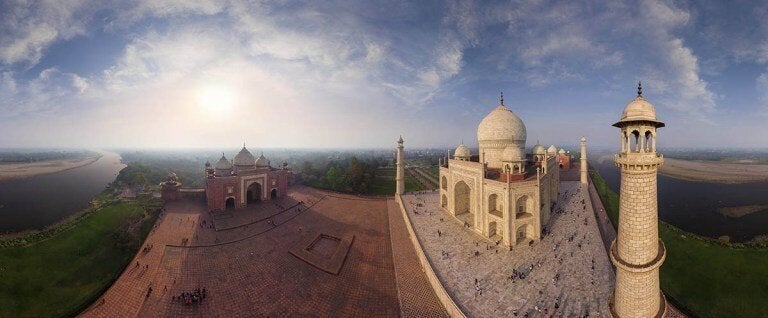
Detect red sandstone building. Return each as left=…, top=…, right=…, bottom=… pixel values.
left=161, top=146, right=293, bottom=210
left=203, top=146, right=292, bottom=212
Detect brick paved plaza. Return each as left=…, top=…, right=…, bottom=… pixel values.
left=403, top=181, right=615, bottom=317
left=81, top=186, right=445, bottom=317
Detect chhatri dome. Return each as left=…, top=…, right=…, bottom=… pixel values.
left=215, top=153, right=232, bottom=170
left=547, top=145, right=557, bottom=154
left=255, top=153, right=270, bottom=167
left=233, top=145, right=256, bottom=166
left=532, top=143, right=547, bottom=155
left=477, top=92, right=527, bottom=168
left=613, top=81, right=665, bottom=127
left=454, top=143, right=471, bottom=159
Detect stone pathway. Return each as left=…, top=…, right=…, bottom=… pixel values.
left=387, top=199, right=448, bottom=317
left=404, top=181, right=614, bottom=317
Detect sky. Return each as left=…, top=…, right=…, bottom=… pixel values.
left=1, top=0, right=767, bottom=150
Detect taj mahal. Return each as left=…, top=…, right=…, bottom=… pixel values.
left=437, top=95, right=571, bottom=249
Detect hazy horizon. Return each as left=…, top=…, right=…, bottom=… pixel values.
left=2, top=1, right=768, bottom=149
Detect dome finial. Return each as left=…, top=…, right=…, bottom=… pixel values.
left=500, top=91, right=504, bottom=106
left=637, top=81, right=642, bottom=98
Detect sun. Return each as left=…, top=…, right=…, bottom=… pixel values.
left=196, top=84, right=236, bottom=116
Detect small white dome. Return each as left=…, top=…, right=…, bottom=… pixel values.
left=255, top=153, right=270, bottom=167
left=532, top=144, right=547, bottom=155
left=558, top=148, right=566, bottom=154
left=215, top=154, right=232, bottom=170
left=454, top=144, right=471, bottom=158
left=547, top=145, right=557, bottom=154
left=614, top=83, right=664, bottom=127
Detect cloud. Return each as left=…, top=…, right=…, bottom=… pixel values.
left=757, top=72, right=768, bottom=115
left=0, top=68, right=87, bottom=119
left=0, top=0, right=91, bottom=65
left=2, top=0, right=768, bottom=148
left=638, top=0, right=716, bottom=120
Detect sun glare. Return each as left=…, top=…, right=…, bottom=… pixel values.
left=196, top=85, right=236, bottom=117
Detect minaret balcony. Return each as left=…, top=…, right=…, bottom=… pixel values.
left=614, top=152, right=663, bottom=168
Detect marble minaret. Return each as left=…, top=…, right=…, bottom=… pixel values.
left=396, top=135, right=405, bottom=195
left=609, top=82, right=666, bottom=317
left=580, top=136, right=588, bottom=185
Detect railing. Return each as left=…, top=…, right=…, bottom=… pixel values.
left=614, top=153, right=664, bottom=166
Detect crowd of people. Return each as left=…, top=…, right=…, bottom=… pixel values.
left=172, top=288, right=208, bottom=305
left=406, top=183, right=612, bottom=317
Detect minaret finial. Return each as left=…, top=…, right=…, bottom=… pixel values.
left=500, top=91, right=504, bottom=106
left=637, top=81, right=642, bottom=98
left=461, top=138, right=464, bottom=145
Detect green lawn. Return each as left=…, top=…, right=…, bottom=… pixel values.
left=366, top=167, right=426, bottom=195
left=590, top=170, right=768, bottom=318
left=429, top=165, right=439, bottom=178
left=0, top=199, right=161, bottom=318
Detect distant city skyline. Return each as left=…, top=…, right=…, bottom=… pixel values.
left=1, top=1, right=768, bottom=149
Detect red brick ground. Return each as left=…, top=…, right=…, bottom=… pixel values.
left=81, top=187, right=443, bottom=317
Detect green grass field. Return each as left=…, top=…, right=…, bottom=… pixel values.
left=0, top=199, right=161, bottom=318
left=366, top=167, right=426, bottom=195
left=590, top=170, right=768, bottom=318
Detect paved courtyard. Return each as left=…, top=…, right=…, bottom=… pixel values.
left=81, top=186, right=445, bottom=317
left=403, top=181, right=615, bottom=317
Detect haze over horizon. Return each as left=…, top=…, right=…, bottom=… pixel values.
left=2, top=1, right=768, bottom=150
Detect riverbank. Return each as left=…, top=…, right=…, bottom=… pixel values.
left=659, top=157, right=768, bottom=184
left=716, top=204, right=768, bottom=218
left=590, top=170, right=768, bottom=317
left=0, top=193, right=163, bottom=317
left=0, top=155, right=101, bottom=181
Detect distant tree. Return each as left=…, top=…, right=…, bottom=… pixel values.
left=134, top=172, right=148, bottom=186
left=347, top=156, right=365, bottom=192
left=326, top=166, right=346, bottom=191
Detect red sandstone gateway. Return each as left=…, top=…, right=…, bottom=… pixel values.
left=161, top=145, right=293, bottom=212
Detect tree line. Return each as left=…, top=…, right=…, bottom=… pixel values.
left=299, top=156, right=388, bottom=193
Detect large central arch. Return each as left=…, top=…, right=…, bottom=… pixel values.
left=247, top=182, right=263, bottom=204
left=453, top=180, right=471, bottom=215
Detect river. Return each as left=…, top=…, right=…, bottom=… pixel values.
left=592, top=153, right=768, bottom=242
left=0, top=151, right=125, bottom=234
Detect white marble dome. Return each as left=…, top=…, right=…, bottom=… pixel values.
left=558, top=148, right=566, bottom=154
left=620, top=97, right=658, bottom=121
left=477, top=104, right=527, bottom=144
left=502, top=145, right=523, bottom=161
left=614, top=83, right=665, bottom=127
left=233, top=146, right=256, bottom=166
left=215, top=154, right=232, bottom=170
left=532, top=144, right=547, bottom=155
left=454, top=144, right=471, bottom=158
left=547, top=145, right=557, bottom=154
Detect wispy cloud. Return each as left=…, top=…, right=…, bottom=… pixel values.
left=0, top=0, right=767, bottom=148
